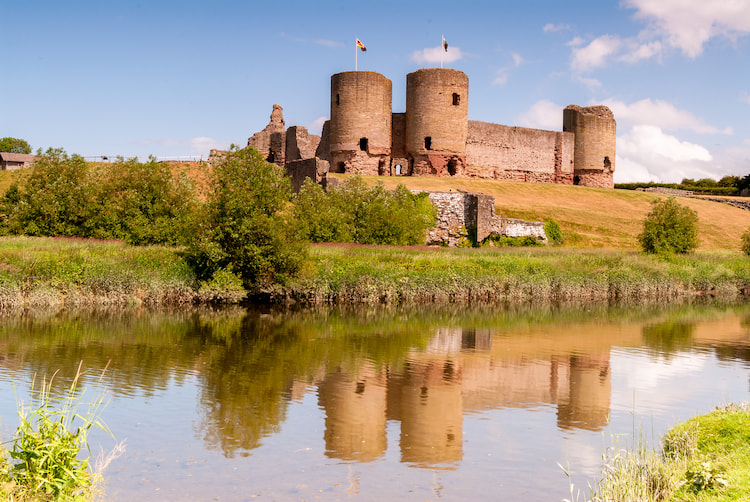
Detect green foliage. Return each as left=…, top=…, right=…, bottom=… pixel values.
left=481, top=235, right=542, bottom=247
left=0, top=149, right=198, bottom=245
left=2, top=363, right=112, bottom=501
left=685, top=461, right=728, bottom=492
left=0, top=137, right=32, bottom=154
left=186, top=146, right=307, bottom=288
left=544, top=219, right=564, bottom=245
left=742, top=227, right=750, bottom=256
left=638, top=198, right=699, bottom=254
left=293, top=175, right=437, bottom=246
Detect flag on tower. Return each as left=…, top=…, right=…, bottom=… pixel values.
left=443, top=35, right=448, bottom=52
left=356, top=38, right=367, bottom=52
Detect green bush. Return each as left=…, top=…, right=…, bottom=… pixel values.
left=293, top=176, right=437, bottom=246
left=638, top=197, right=699, bottom=254
left=742, top=228, right=750, bottom=256
left=544, top=219, right=564, bottom=245
left=0, top=149, right=198, bottom=245
left=186, top=146, right=307, bottom=288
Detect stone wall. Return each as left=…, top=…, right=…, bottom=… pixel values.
left=426, top=191, right=546, bottom=246
left=286, top=158, right=330, bottom=193
left=247, top=104, right=286, bottom=165
left=563, top=105, right=616, bottom=188
left=285, top=126, right=321, bottom=163
left=330, top=71, right=392, bottom=174
left=501, top=218, right=546, bottom=240
left=465, top=121, right=574, bottom=183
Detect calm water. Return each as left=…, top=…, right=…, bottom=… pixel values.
left=1, top=301, right=749, bottom=501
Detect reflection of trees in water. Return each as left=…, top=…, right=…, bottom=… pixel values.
left=192, top=310, right=433, bottom=458
left=0, top=308, right=207, bottom=397
left=642, top=321, right=695, bottom=358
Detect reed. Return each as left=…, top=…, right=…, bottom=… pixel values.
left=0, top=362, right=122, bottom=501
left=277, top=245, right=750, bottom=305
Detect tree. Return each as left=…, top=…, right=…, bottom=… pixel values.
left=638, top=198, right=699, bottom=254
left=186, top=146, right=307, bottom=288
left=0, top=137, right=32, bottom=154
left=293, top=175, right=437, bottom=246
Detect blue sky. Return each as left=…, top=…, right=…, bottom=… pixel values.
left=4, top=0, right=750, bottom=183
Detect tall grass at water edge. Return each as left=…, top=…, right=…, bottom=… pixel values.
left=0, top=236, right=244, bottom=306
left=1, top=362, right=124, bottom=501
left=278, top=245, right=750, bottom=304
left=564, top=403, right=750, bottom=502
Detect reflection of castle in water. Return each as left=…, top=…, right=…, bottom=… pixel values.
left=317, top=327, right=611, bottom=467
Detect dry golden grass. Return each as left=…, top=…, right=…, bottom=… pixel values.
left=330, top=174, right=750, bottom=251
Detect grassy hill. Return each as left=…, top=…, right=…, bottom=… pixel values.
left=2, top=164, right=748, bottom=252
left=330, top=174, right=750, bottom=252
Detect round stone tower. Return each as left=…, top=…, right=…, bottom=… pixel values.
left=405, top=68, right=469, bottom=176
left=329, top=71, right=392, bottom=175
left=563, top=105, right=616, bottom=188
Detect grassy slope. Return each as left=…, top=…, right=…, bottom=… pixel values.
left=330, top=174, right=750, bottom=251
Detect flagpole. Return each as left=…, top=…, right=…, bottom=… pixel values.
left=441, top=34, right=444, bottom=69
left=355, top=38, right=358, bottom=71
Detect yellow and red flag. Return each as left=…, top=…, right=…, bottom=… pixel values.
left=356, top=38, right=367, bottom=52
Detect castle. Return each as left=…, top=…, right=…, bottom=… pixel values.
left=247, top=68, right=617, bottom=190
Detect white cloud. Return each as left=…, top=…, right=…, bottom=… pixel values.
left=308, top=116, right=327, bottom=135
left=515, top=100, right=563, bottom=130
left=624, top=0, right=750, bottom=57
left=742, top=92, right=750, bottom=105
left=567, top=36, right=586, bottom=47
left=313, top=39, right=342, bottom=48
left=577, top=76, right=603, bottom=91
left=410, top=46, right=463, bottom=64
left=492, top=53, right=524, bottom=86
left=492, top=70, right=509, bottom=86
left=615, top=125, right=714, bottom=183
left=543, top=23, right=570, bottom=33
left=603, top=98, right=732, bottom=134
left=571, top=35, right=622, bottom=72
left=619, top=40, right=663, bottom=63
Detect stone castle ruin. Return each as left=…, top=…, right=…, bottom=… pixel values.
left=247, top=68, right=617, bottom=190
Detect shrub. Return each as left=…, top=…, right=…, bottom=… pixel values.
left=742, top=228, right=750, bottom=256
left=2, top=364, right=116, bottom=501
left=0, top=149, right=199, bottom=245
left=544, top=219, right=564, bottom=245
left=293, top=176, right=437, bottom=246
left=638, top=198, right=699, bottom=254
left=186, top=146, right=307, bottom=288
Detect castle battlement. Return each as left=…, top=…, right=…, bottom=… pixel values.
left=248, top=69, right=616, bottom=189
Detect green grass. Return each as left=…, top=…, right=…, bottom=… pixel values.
left=279, top=244, right=750, bottom=304
left=0, top=362, right=122, bottom=501
left=584, top=404, right=750, bottom=502
left=0, top=236, right=245, bottom=306
left=334, top=174, right=750, bottom=251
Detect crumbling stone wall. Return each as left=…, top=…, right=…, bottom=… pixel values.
left=466, top=122, right=575, bottom=183
left=248, top=104, right=286, bottom=165
left=285, top=126, right=321, bottom=163
left=426, top=191, right=546, bottom=246
left=286, top=158, right=330, bottom=193
left=563, top=105, right=616, bottom=188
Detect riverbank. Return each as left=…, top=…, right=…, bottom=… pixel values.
left=0, top=236, right=244, bottom=307
left=588, top=403, right=750, bottom=501
left=273, top=244, right=750, bottom=304
left=2, top=237, right=750, bottom=306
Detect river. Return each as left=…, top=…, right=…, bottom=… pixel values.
left=0, top=300, right=748, bottom=501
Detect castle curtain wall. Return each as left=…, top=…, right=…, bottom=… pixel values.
left=465, top=122, right=575, bottom=184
